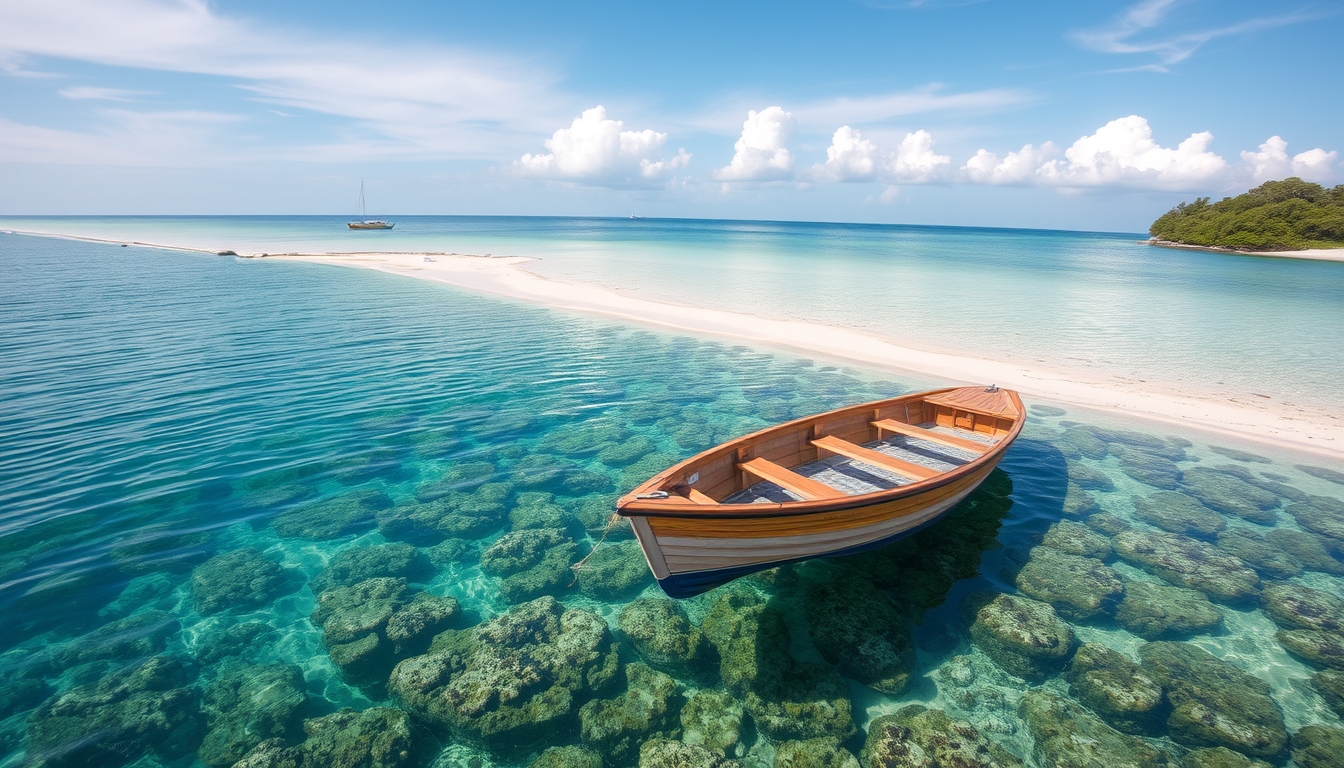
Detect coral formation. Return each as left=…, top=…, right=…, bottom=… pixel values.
left=966, top=593, right=1076, bottom=681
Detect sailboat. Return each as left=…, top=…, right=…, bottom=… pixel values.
left=348, top=182, right=393, bottom=230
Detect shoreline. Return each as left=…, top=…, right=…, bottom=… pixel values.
left=5, top=227, right=1342, bottom=460
left=1145, top=239, right=1344, bottom=263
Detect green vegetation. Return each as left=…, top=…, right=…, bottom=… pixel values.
left=1150, top=177, right=1344, bottom=251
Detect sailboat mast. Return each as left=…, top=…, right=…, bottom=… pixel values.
left=359, top=181, right=366, bottom=222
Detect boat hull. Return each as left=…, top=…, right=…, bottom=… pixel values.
left=630, top=456, right=1000, bottom=597
left=347, top=222, right=394, bottom=230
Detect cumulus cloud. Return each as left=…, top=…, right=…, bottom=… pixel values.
left=1240, top=136, right=1338, bottom=185
left=715, top=106, right=795, bottom=182
left=962, top=143, right=1058, bottom=184
left=514, top=106, right=689, bottom=184
left=815, top=126, right=950, bottom=183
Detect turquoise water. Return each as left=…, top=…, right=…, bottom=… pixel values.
left=2, top=231, right=1344, bottom=768
left=4, top=216, right=1344, bottom=415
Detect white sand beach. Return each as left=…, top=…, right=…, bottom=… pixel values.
left=1147, top=239, right=1344, bottom=262
left=271, top=250, right=1344, bottom=461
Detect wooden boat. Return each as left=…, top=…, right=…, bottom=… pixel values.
left=348, top=182, right=394, bottom=230
left=616, top=385, right=1024, bottom=598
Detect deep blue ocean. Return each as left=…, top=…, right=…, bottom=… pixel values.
left=2, top=228, right=1344, bottom=768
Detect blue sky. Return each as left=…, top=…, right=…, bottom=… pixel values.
left=0, top=0, right=1340, bottom=230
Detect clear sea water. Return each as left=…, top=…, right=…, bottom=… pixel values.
left=2, top=223, right=1344, bottom=768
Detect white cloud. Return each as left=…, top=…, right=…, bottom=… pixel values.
left=1240, top=136, right=1339, bottom=185
left=513, top=106, right=689, bottom=184
left=1072, top=0, right=1319, bottom=70
left=816, top=126, right=880, bottom=181
left=816, top=126, right=949, bottom=183
left=59, top=86, right=153, bottom=101
left=962, top=143, right=1058, bottom=184
left=0, top=110, right=244, bottom=166
left=1033, top=115, right=1227, bottom=188
left=885, top=130, right=950, bottom=182
left=715, top=106, right=795, bottom=182
left=0, top=0, right=564, bottom=158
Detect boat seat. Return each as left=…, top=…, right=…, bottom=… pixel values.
left=811, top=435, right=940, bottom=481
left=871, top=419, right=991, bottom=454
left=738, top=457, right=847, bottom=500
left=679, top=487, right=718, bottom=505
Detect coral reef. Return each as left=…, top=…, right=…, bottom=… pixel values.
left=1132, top=492, right=1226, bottom=537
left=1018, top=690, right=1166, bottom=768
left=679, top=690, right=743, bottom=755
left=638, top=739, right=741, bottom=768
left=311, top=578, right=459, bottom=684
left=1064, top=643, right=1165, bottom=735
left=862, top=705, right=1024, bottom=768
left=1112, top=530, right=1260, bottom=604
left=1179, top=468, right=1280, bottom=525
left=576, top=540, right=651, bottom=600
left=1014, top=546, right=1123, bottom=621
left=1310, top=669, right=1344, bottom=719
left=231, top=706, right=421, bottom=768
left=1215, top=529, right=1302, bottom=580
left=310, top=543, right=430, bottom=593
left=618, top=597, right=706, bottom=674
left=479, top=528, right=578, bottom=603
left=199, top=662, right=306, bottom=767
left=578, top=662, right=681, bottom=766
left=774, top=737, right=859, bottom=768
left=1291, top=725, right=1344, bottom=768
left=1288, top=496, right=1344, bottom=542
left=273, top=489, right=391, bottom=539
left=1039, top=520, right=1112, bottom=558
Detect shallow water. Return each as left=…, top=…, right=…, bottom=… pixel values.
left=2, top=234, right=1344, bottom=768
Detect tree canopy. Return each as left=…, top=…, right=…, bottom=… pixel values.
left=1149, top=177, right=1344, bottom=251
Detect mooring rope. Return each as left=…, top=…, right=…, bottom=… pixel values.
left=569, top=512, right=622, bottom=587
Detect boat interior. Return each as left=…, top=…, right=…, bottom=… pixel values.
left=643, top=387, right=1020, bottom=507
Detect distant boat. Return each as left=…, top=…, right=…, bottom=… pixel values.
left=348, top=182, right=393, bottom=230
left=629, top=215, right=645, bottom=220
left=617, top=385, right=1025, bottom=597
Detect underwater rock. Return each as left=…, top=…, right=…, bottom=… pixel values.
left=1291, top=725, right=1344, bottom=768
left=51, top=609, right=179, bottom=669
left=1112, top=530, right=1260, bottom=604
left=774, top=737, right=860, bottom=768
left=1208, top=446, right=1272, bottom=464
left=1112, top=445, right=1182, bottom=490
left=1264, top=529, right=1344, bottom=575
left=597, top=435, right=658, bottom=468
left=1287, top=496, right=1344, bottom=543
left=1260, top=583, right=1344, bottom=633
left=509, top=492, right=575, bottom=532
left=1114, top=580, right=1223, bottom=640
left=744, top=662, right=855, bottom=742
left=1297, top=464, right=1344, bottom=486
left=618, top=597, right=706, bottom=674
left=529, top=745, right=604, bottom=768
left=702, top=586, right=791, bottom=694
left=804, top=580, right=915, bottom=694
left=1276, top=629, right=1344, bottom=670
left=425, top=538, right=477, bottom=567
left=1311, top=669, right=1344, bottom=718
left=619, top=452, right=681, bottom=494
left=1139, top=641, right=1287, bottom=757
left=388, top=596, right=620, bottom=753
left=416, top=462, right=497, bottom=501
left=1087, top=512, right=1131, bottom=536
left=0, top=650, right=50, bottom=720
left=680, top=690, right=743, bottom=755
left=1067, top=459, right=1115, bottom=491
left=1064, top=643, right=1165, bottom=735
left=379, top=484, right=512, bottom=543
left=1030, top=404, right=1067, bottom=417
left=1018, top=689, right=1166, bottom=768
left=480, top=528, right=578, bottom=603
left=1132, top=492, right=1226, bottom=537
left=1179, top=468, right=1280, bottom=525
left=1060, top=428, right=1109, bottom=460
left=1014, top=546, right=1124, bottom=620
left=26, top=656, right=203, bottom=768
left=232, top=706, right=421, bottom=768
left=100, top=572, right=179, bottom=619
left=576, top=495, right=633, bottom=541
left=1040, top=520, right=1112, bottom=558
left=273, top=489, right=391, bottom=539
left=192, top=548, right=291, bottom=615
left=542, top=422, right=634, bottom=458
left=195, top=621, right=275, bottom=665
left=309, top=543, right=430, bottom=594
left=965, top=593, right=1076, bottom=682
left=199, top=662, right=306, bottom=767
left=578, top=662, right=681, bottom=766
left=109, top=527, right=214, bottom=575
left=509, top=455, right=575, bottom=492
left=561, top=469, right=615, bottom=496
left=575, top=539, right=651, bottom=600
left=862, top=705, right=1023, bottom=768
left=1182, top=747, right=1273, bottom=768
left=639, top=739, right=741, bottom=768
left=312, top=578, right=458, bottom=683
left=1063, top=482, right=1100, bottom=517
left=1215, top=529, right=1303, bottom=580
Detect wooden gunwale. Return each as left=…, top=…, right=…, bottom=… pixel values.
left=617, top=388, right=1024, bottom=520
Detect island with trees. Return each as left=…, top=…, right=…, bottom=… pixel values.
left=1149, top=177, right=1344, bottom=252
